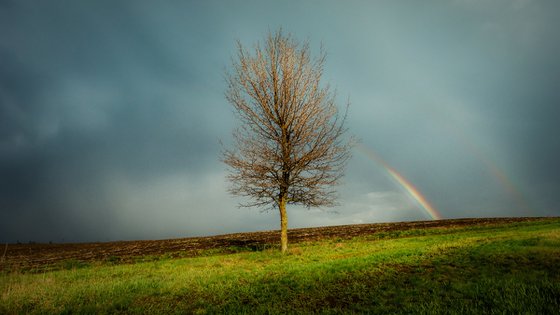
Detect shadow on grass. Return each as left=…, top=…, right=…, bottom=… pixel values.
left=165, top=237, right=560, bottom=314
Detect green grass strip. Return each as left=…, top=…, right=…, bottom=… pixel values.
left=1, top=218, right=559, bottom=314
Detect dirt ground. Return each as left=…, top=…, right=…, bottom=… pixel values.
left=0, top=217, right=548, bottom=272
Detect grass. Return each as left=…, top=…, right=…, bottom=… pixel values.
left=1, top=218, right=559, bottom=314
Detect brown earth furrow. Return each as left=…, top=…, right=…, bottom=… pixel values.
left=0, top=217, right=551, bottom=272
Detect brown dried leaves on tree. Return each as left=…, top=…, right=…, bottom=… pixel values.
left=223, top=31, right=352, bottom=252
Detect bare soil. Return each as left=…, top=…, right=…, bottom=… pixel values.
left=0, top=217, right=549, bottom=272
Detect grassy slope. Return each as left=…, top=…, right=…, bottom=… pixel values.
left=1, top=218, right=559, bottom=314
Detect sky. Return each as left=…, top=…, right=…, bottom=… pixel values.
left=1, top=0, right=559, bottom=243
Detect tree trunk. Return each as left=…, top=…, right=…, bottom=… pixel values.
left=279, top=194, right=288, bottom=253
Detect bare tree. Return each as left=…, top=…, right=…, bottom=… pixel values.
left=223, top=30, right=352, bottom=253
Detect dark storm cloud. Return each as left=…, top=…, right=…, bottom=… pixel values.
left=1, top=0, right=559, bottom=242
left=0, top=1, right=230, bottom=242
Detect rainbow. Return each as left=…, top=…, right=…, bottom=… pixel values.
left=442, top=124, right=533, bottom=213
left=357, top=144, right=443, bottom=220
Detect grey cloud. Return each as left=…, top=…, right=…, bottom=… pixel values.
left=1, top=1, right=559, bottom=242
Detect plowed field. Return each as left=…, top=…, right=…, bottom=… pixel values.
left=0, top=217, right=546, bottom=272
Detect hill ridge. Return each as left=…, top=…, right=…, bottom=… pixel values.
left=1, top=217, right=553, bottom=272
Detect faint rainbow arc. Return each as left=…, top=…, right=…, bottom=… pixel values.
left=356, top=144, right=443, bottom=220
left=441, top=123, right=533, bottom=213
